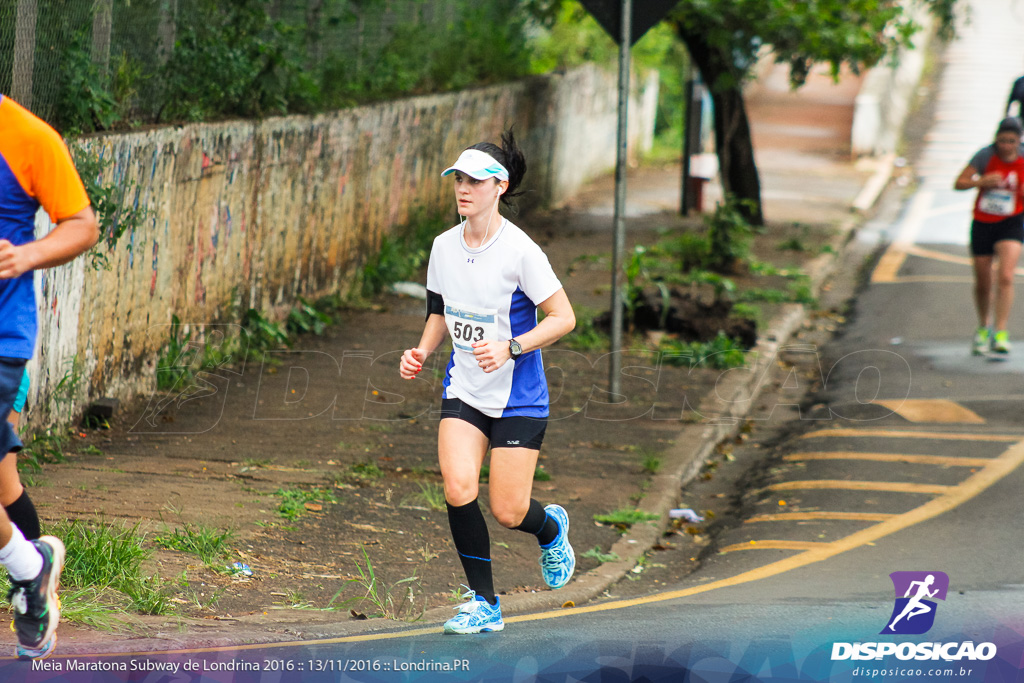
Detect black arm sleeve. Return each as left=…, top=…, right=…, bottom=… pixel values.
left=426, top=289, right=444, bottom=321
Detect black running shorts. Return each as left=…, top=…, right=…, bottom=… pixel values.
left=971, top=214, right=1024, bottom=256
left=439, top=398, right=547, bottom=450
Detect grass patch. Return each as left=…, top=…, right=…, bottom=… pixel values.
left=593, top=508, right=660, bottom=527
left=19, top=429, right=69, bottom=473
left=404, top=482, right=446, bottom=512
left=581, top=547, right=621, bottom=563
left=658, top=332, right=747, bottom=370
left=358, top=210, right=446, bottom=299
left=276, top=487, right=339, bottom=519
left=561, top=310, right=608, bottom=352
left=330, top=546, right=423, bottom=621
left=640, top=452, right=662, bottom=474
left=153, top=521, right=235, bottom=565
left=52, top=518, right=173, bottom=618
left=344, top=461, right=385, bottom=487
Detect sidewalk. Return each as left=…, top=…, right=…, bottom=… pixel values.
left=40, top=61, right=889, bottom=654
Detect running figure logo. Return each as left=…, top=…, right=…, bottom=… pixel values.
left=881, top=571, right=949, bottom=635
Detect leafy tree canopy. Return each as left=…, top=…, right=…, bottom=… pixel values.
left=670, top=0, right=958, bottom=91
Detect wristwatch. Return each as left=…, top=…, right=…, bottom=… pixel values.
left=509, top=338, right=523, bottom=360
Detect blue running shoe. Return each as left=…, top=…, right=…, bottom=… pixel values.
left=539, top=504, right=575, bottom=589
left=444, top=590, right=504, bottom=634
left=9, top=536, right=64, bottom=660
left=16, top=634, right=55, bottom=660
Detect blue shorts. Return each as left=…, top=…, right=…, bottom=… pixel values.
left=13, top=368, right=29, bottom=414
left=0, top=358, right=26, bottom=453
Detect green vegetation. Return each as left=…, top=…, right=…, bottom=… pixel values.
left=72, top=147, right=148, bottom=270
left=659, top=332, right=747, bottom=370
left=405, top=482, right=446, bottom=512
left=581, top=546, right=621, bottom=563
left=19, top=430, right=69, bottom=473
left=527, top=1, right=690, bottom=156
left=343, top=461, right=385, bottom=487
left=276, top=487, right=339, bottom=520
left=593, top=508, right=660, bottom=527
left=640, top=452, right=662, bottom=474
left=331, top=546, right=423, bottom=621
left=153, top=521, right=235, bottom=566
left=42, top=1, right=538, bottom=133
left=156, top=292, right=340, bottom=393
left=53, top=518, right=172, bottom=619
left=562, top=310, right=608, bottom=352
left=358, top=211, right=446, bottom=299
left=287, top=298, right=334, bottom=336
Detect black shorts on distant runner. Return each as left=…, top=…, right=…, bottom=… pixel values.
left=440, top=398, right=547, bottom=450
left=971, top=214, right=1024, bottom=256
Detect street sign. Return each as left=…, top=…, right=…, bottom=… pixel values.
left=578, top=0, right=680, bottom=45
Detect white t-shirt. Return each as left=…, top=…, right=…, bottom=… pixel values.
left=426, top=219, right=562, bottom=418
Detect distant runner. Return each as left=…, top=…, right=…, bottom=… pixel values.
left=954, top=117, right=1024, bottom=355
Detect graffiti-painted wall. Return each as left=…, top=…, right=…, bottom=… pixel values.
left=27, top=64, right=657, bottom=427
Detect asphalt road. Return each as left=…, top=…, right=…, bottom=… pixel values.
left=8, top=1, right=1024, bottom=682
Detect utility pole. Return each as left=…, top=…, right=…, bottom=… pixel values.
left=608, top=0, right=631, bottom=396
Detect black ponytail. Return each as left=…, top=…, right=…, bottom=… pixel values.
left=468, top=128, right=527, bottom=207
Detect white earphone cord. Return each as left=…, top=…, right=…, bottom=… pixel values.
left=460, top=190, right=501, bottom=248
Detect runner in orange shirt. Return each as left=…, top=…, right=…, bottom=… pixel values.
left=0, top=94, right=99, bottom=658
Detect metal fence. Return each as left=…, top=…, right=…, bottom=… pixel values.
left=0, top=0, right=516, bottom=132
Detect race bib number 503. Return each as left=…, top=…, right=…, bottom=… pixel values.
left=445, top=301, right=499, bottom=352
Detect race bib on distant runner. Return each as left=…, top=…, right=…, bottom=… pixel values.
left=444, top=300, right=498, bottom=352
left=979, top=189, right=1016, bottom=216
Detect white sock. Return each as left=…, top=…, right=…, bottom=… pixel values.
left=0, top=525, right=42, bottom=581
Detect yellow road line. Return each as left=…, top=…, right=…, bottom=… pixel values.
left=905, top=245, right=1024, bottom=275
left=720, top=540, right=828, bottom=553
left=905, top=245, right=971, bottom=268
left=872, top=246, right=909, bottom=283
left=747, top=511, right=896, bottom=523
left=873, top=399, right=985, bottom=424
left=870, top=244, right=1024, bottom=284
left=500, top=436, right=1024, bottom=623
left=784, top=452, right=992, bottom=467
left=875, top=276, right=974, bottom=284
left=870, top=190, right=933, bottom=283
left=56, top=439, right=1024, bottom=657
left=767, top=480, right=951, bottom=494
left=800, top=429, right=1020, bottom=442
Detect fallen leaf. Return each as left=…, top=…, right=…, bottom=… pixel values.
left=562, top=600, right=575, bottom=608
left=350, top=610, right=367, bottom=620
left=304, top=503, right=322, bottom=512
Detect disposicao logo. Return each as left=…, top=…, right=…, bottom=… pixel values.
left=881, top=570, right=948, bottom=635
left=831, top=571, right=997, bottom=663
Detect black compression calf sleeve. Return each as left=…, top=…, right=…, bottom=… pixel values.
left=514, top=498, right=558, bottom=547
left=446, top=499, right=495, bottom=604
left=5, top=489, right=39, bottom=540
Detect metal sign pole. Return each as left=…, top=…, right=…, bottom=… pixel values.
left=609, top=0, right=631, bottom=397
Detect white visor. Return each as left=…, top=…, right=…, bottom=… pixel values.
left=440, top=149, right=509, bottom=181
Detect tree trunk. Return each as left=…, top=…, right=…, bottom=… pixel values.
left=671, top=20, right=764, bottom=226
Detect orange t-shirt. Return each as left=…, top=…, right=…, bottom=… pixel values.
left=0, top=95, right=91, bottom=358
